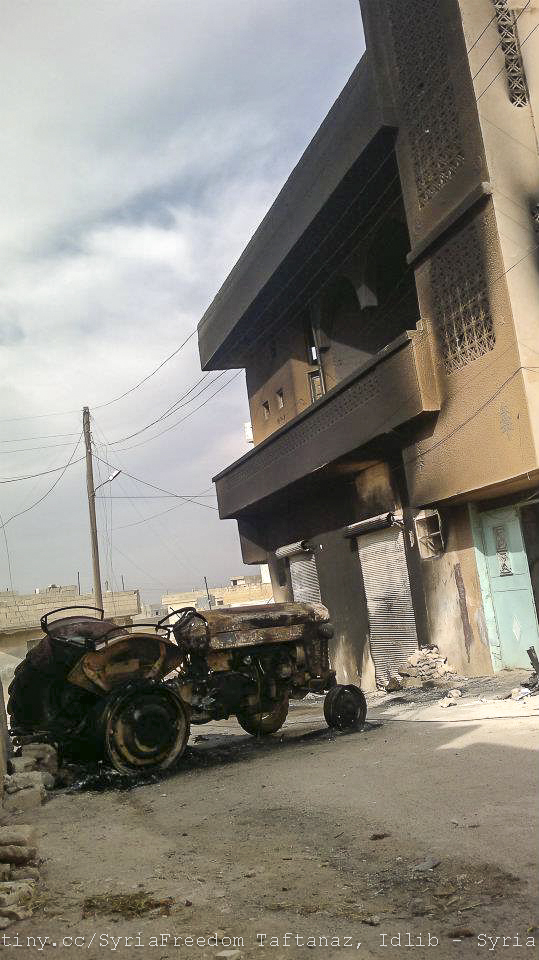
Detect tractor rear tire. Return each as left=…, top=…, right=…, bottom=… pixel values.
left=99, top=682, right=190, bottom=774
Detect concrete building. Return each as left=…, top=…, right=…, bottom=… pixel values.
left=197, top=0, right=539, bottom=688
left=163, top=569, right=273, bottom=614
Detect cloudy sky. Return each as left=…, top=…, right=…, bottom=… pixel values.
left=0, top=0, right=365, bottom=601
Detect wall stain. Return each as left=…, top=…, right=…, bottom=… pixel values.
left=454, top=562, right=472, bottom=661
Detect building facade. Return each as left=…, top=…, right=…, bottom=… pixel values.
left=198, top=0, right=539, bottom=687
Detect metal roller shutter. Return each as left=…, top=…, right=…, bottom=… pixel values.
left=289, top=554, right=322, bottom=604
left=357, top=524, right=418, bottom=684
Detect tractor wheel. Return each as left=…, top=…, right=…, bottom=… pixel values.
left=324, top=684, right=367, bottom=731
left=7, top=647, right=94, bottom=743
left=99, top=682, right=190, bottom=774
left=236, top=695, right=289, bottom=737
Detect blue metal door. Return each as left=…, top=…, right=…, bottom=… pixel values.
left=481, top=506, right=539, bottom=668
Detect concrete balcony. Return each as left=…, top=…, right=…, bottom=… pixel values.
left=214, top=330, right=440, bottom=519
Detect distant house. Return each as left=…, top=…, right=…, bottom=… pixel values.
left=163, top=567, right=273, bottom=614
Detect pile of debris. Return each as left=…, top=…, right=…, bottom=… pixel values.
left=3, top=743, right=57, bottom=813
left=0, top=825, right=39, bottom=928
left=385, top=646, right=457, bottom=691
left=523, top=645, right=539, bottom=696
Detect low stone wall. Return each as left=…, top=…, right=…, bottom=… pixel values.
left=0, top=586, right=140, bottom=634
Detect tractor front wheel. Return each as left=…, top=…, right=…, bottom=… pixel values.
left=236, top=695, right=289, bottom=737
left=324, top=684, right=367, bottom=731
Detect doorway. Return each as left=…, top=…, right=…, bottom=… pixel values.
left=480, top=506, right=539, bottom=668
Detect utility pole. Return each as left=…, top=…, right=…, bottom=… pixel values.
left=82, top=406, right=103, bottom=610
left=204, top=576, right=212, bottom=609
left=77, top=571, right=81, bottom=596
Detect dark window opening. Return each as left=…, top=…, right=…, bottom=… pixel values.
left=309, top=371, right=324, bottom=403
left=262, top=400, right=270, bottom=420
left=315, top=215, right=419, bottom=386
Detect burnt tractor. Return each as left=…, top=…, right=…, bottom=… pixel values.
left=7, top=602, right=367, bottom=774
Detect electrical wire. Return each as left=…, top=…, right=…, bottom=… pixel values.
left=0, top=456, right=85, bottom=484
left=0, top=152, right=397, bottom=430
left=92, top=454, right=219, bottom=509
left=0, top=509, right=15, bottom=595
left=2, top=432, right=84, bottom=525
left=103, top=180, right=404, bottom=455
left=0, top=433, right=79, bottom=443
left=114, top=370, right=243, bottom=452
left=105, top=370, right=228, bottom=446
left=1, top=13, right=533, bottom=437
left=0, top=330, right=199, bottom=425
left=471, top=0, right=532, bottom=80
left=0, top=441, right=77, bottom=455
left=476, top=19, right=539, bottom=102
left=467, top=12, right=497, bottom=54
left=92, top=420, right=208, bottom=581
left=113, top=502, right=192, bottom=530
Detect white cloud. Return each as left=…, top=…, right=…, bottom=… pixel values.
left=0, top=0, right=365, bottom=596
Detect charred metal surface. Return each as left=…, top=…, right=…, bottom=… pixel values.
left=7, top=602, right=364, bottom=774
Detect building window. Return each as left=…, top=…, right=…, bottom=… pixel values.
left=276, top=389, right=284, bottom=409
left=309, top=371, right=323, bottom=403
left=305, top=319, right=318, bottom=365
left=262, top=400, right=270, bottom=420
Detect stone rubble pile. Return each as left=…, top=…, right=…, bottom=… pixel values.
left=3, top=743, right=57, bottom=813
left=385, top=646, right=457, bottom=691
left=0, top=825, right=39, bottom=929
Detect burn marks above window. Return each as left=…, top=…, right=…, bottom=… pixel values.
left=386, top=0, right=464, bottom=208
left=431, top=215, right=495, bottom=374
left=492, top=1, right=529, bottom=107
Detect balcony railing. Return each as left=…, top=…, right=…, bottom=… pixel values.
left=214, top=330, right=439, bottom=518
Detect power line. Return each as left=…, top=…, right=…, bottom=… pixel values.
left=0, top=441, right=77, bottom=455
left=0, top=433, right=79, bottom=443
left=0, top=329, right=200, bottom=425
left=105, top=370, right=228, bottom=446
left=92, top=329, right=199, bottom=411
left=3, top=433, right=84, bottom=525
left=106, top=181, right=406, bottom=456
left=0, top=455, right=85, bottom=485
left=0, top=152, right=397, bottom=430
left=467, top=12, right=497, bottom=54
left=92, top=455, right=219, bottom=509
left=1, top=16, right=531, bottom=445
left=0, top=509, right=15, bottom=596
left=113, top=502, right=190, bottom=531
left=476, top=19, right=539, bottom=102
left=113, top=370, right=243, bottom=452
left=113, top=473, right=203, bottom=580
left=471, top=0, right=532, bottom=80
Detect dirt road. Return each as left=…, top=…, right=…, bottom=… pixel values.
left=6, top=693, right=539, bottom=959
